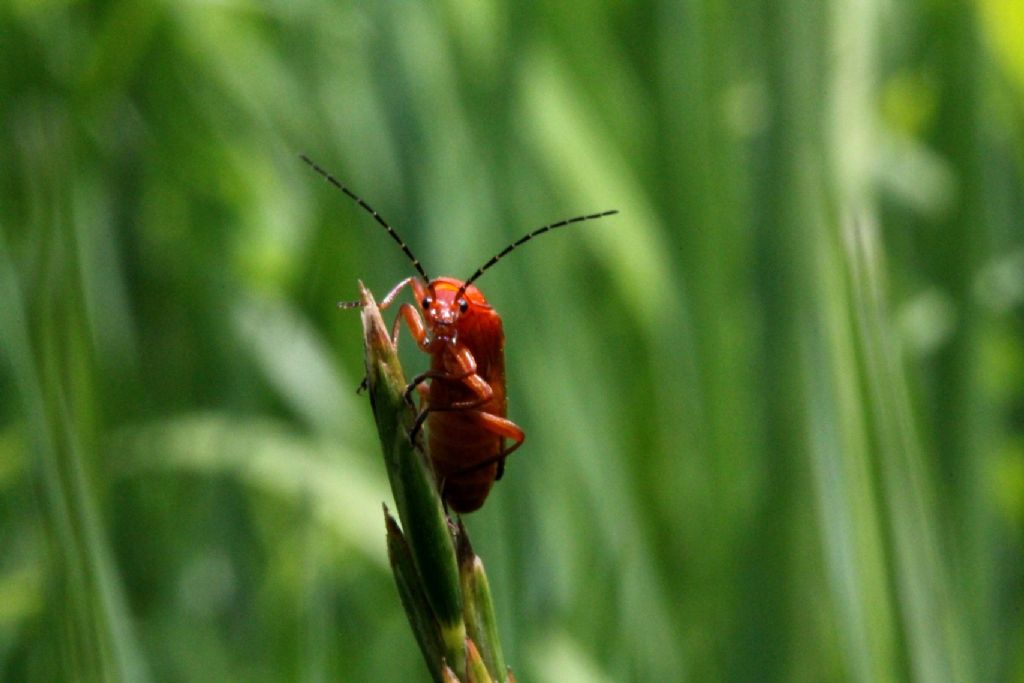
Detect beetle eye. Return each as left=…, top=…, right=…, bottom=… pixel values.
left=422, top=297, right=433, bottom=309
left=458, top=299, right=468, bottom=313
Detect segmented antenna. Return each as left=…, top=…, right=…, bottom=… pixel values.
left=458, top=210, right=619, bottom=296
left=301, top=154, right=429, bottom=281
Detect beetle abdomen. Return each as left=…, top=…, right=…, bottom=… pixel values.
left=428, top=409, right=504, bottom=513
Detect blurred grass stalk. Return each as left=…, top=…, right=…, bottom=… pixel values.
left=359, top=283, right=512, bottom=683
left=762, top=0, right=975, bottom=680
left=0, top=132, right=149, bottom=679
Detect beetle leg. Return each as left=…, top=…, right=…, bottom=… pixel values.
left=444, top=412, right=525, bottom=480
left=403, top=369, right=438, bottom=405
left=390, top=303, right=431, bottom=352
left=424, top=388, right=492, bottom=412
left=347, top=279, right=415, bottom=393
left=410, top=407, right=430, bottom=444
left=403, top=379, right=430, bottom=414
left=377, top=278, right=433, bottom=353
left=479, top=413, right=525, bottom=457
left=406, top=348, right=482, bottom=395
left=355, top=303, right=426, bottom=398
left=406, top=372, right=493, bottom=411
left=408, top=386, right=490, bottom=444
left=378, top=277, right=416, bottom=310
left=407, top=347, right=494, bottom=440
left=441, top=346, right=493, bottom=410
left=449, top=373, right=493, bottom=410
left=408, top=386, right=478, bottom=445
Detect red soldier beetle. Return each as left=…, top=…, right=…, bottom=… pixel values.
left=302, top=155, right=617, bottom=512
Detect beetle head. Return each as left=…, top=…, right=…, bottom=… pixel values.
left=417, top=278, right=471, bottom=346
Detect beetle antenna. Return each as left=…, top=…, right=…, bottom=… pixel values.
left=459, top=210, right=618, bottom=295
left=301, top=154, right=429, bottom=281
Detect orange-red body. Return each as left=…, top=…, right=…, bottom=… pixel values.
left=301, top=153, right=614, bottom=513
left=381, top=276, right=524, bottom=513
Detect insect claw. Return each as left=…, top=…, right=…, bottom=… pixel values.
left=434, top=476, right=458, bottom=523
left=403, top=373, right=429, bottom=406
left=356, top=376, right=368, bottom=394
left=409, top=408, right=430, bottom=444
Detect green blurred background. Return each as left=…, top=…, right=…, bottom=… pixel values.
left=2, top=0, right=1023, bottom=680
